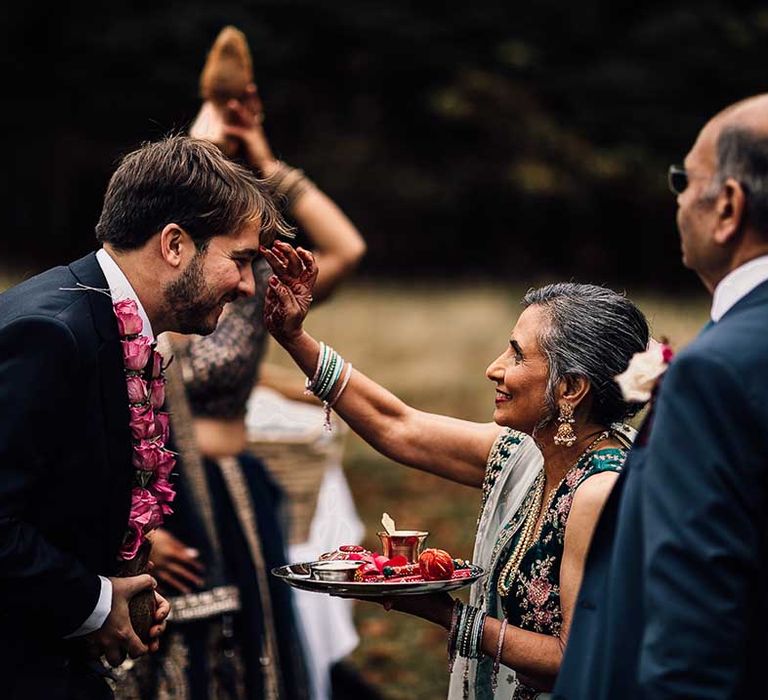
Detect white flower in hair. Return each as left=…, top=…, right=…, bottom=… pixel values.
left=615, top=338, right=674, bottom=403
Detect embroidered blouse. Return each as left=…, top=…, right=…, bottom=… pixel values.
left=499, top=447, right=626, bottom=700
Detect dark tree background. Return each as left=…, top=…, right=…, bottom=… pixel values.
left=3, top=1, right=768, bottom=288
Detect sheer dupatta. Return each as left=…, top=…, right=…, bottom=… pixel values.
left=448, top=429, right=544, bottom=700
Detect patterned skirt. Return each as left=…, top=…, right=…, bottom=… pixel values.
left=111, top=453, right=308, bottom=700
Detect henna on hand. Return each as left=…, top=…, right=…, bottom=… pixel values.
left=263, top=277, right=306, bottom=342
left=261, top=242, right=318, bottom=342
left=261, top=241, right=318, bottom=290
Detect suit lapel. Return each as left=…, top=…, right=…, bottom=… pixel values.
left=69, top=253, right=133, bottom=569
left=69, top=252, right=120, bottom=342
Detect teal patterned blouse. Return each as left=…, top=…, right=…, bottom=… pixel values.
left=499, top=447, right=626, bottom=699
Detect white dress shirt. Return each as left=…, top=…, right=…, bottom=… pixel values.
left=95, top=247, right=155, bottom=341
left=65, top=248, right=155, bottom=638
left=711, top=254, right=768, bottom=322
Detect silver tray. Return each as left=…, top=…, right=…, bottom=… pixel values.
left=272, top=562, right=485, bottom=597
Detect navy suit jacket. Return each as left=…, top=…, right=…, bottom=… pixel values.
left=554, top=280, right=768, bottom=699
left=0, top=253, right=133, bottom=696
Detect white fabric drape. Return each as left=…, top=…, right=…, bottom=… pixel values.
left=246, top=387, right=364, bottom=700
left=448, top=430, right=544, bottom=700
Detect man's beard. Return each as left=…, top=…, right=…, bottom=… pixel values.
left=163, top=251, right=226, bottom=335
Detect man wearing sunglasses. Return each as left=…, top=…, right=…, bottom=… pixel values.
left=555, top=95, right=768, bottom=699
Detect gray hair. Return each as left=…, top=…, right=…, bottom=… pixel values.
left=709, top=126, right=768, bottom=234
left=522, top=283, right=650, bottom=428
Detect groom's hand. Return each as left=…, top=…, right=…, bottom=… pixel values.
left=146, top=590, right=171, bottom=653
left=86, top=574, right=156, bottom=666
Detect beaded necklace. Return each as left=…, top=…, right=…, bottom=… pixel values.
left=496, top=430, right=610, bottom=601
left=484, top=476, right=541, bottom=596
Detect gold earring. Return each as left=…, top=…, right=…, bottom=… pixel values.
left=554, top=401, right=577, bottom=447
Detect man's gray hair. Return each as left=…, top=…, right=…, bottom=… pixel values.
left=712, top=126, right=768, bottom=234
left=522, top=283, right=650, bottom=429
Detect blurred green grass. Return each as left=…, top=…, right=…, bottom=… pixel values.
left=264, top=281, right=710, bottom=700
left=1, top=270, right=710, bottom=698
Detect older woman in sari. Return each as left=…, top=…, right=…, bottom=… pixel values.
left=261, top=242, right=648, bottom=699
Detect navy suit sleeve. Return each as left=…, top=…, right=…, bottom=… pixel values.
left=639, top=351, right=765, bottom=697
left=0, top=316, right=101, bottom=637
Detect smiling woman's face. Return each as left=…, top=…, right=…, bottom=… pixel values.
left=485, top=304, right=552, bottom=434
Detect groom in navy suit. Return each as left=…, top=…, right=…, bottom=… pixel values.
left=0, top=135, right=285, bottom=698
left=554, top=96, right=768, bottom=697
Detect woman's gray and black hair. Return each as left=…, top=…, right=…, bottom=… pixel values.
left=96, top=135, right=292, bottom=251
left=522, top=283, right=650, bottom=428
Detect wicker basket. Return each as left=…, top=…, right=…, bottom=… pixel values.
left=245, top=387, right=347, bottom=545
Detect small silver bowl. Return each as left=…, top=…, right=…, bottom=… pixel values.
left=309, top=560, right=363, bottom=582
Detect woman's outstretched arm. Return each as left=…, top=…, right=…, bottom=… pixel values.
left=261, top=242, right=499, bottom=487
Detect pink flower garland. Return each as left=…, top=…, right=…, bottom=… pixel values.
left=113, top=299, right=176, bottom=560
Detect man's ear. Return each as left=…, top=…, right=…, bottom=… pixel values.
left=159, top=224, right=192, bottom=268
left=714, top=178, right=747, bottom=246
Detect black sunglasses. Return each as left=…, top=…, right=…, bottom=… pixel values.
left=668, top=165, right=688, bottom=195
